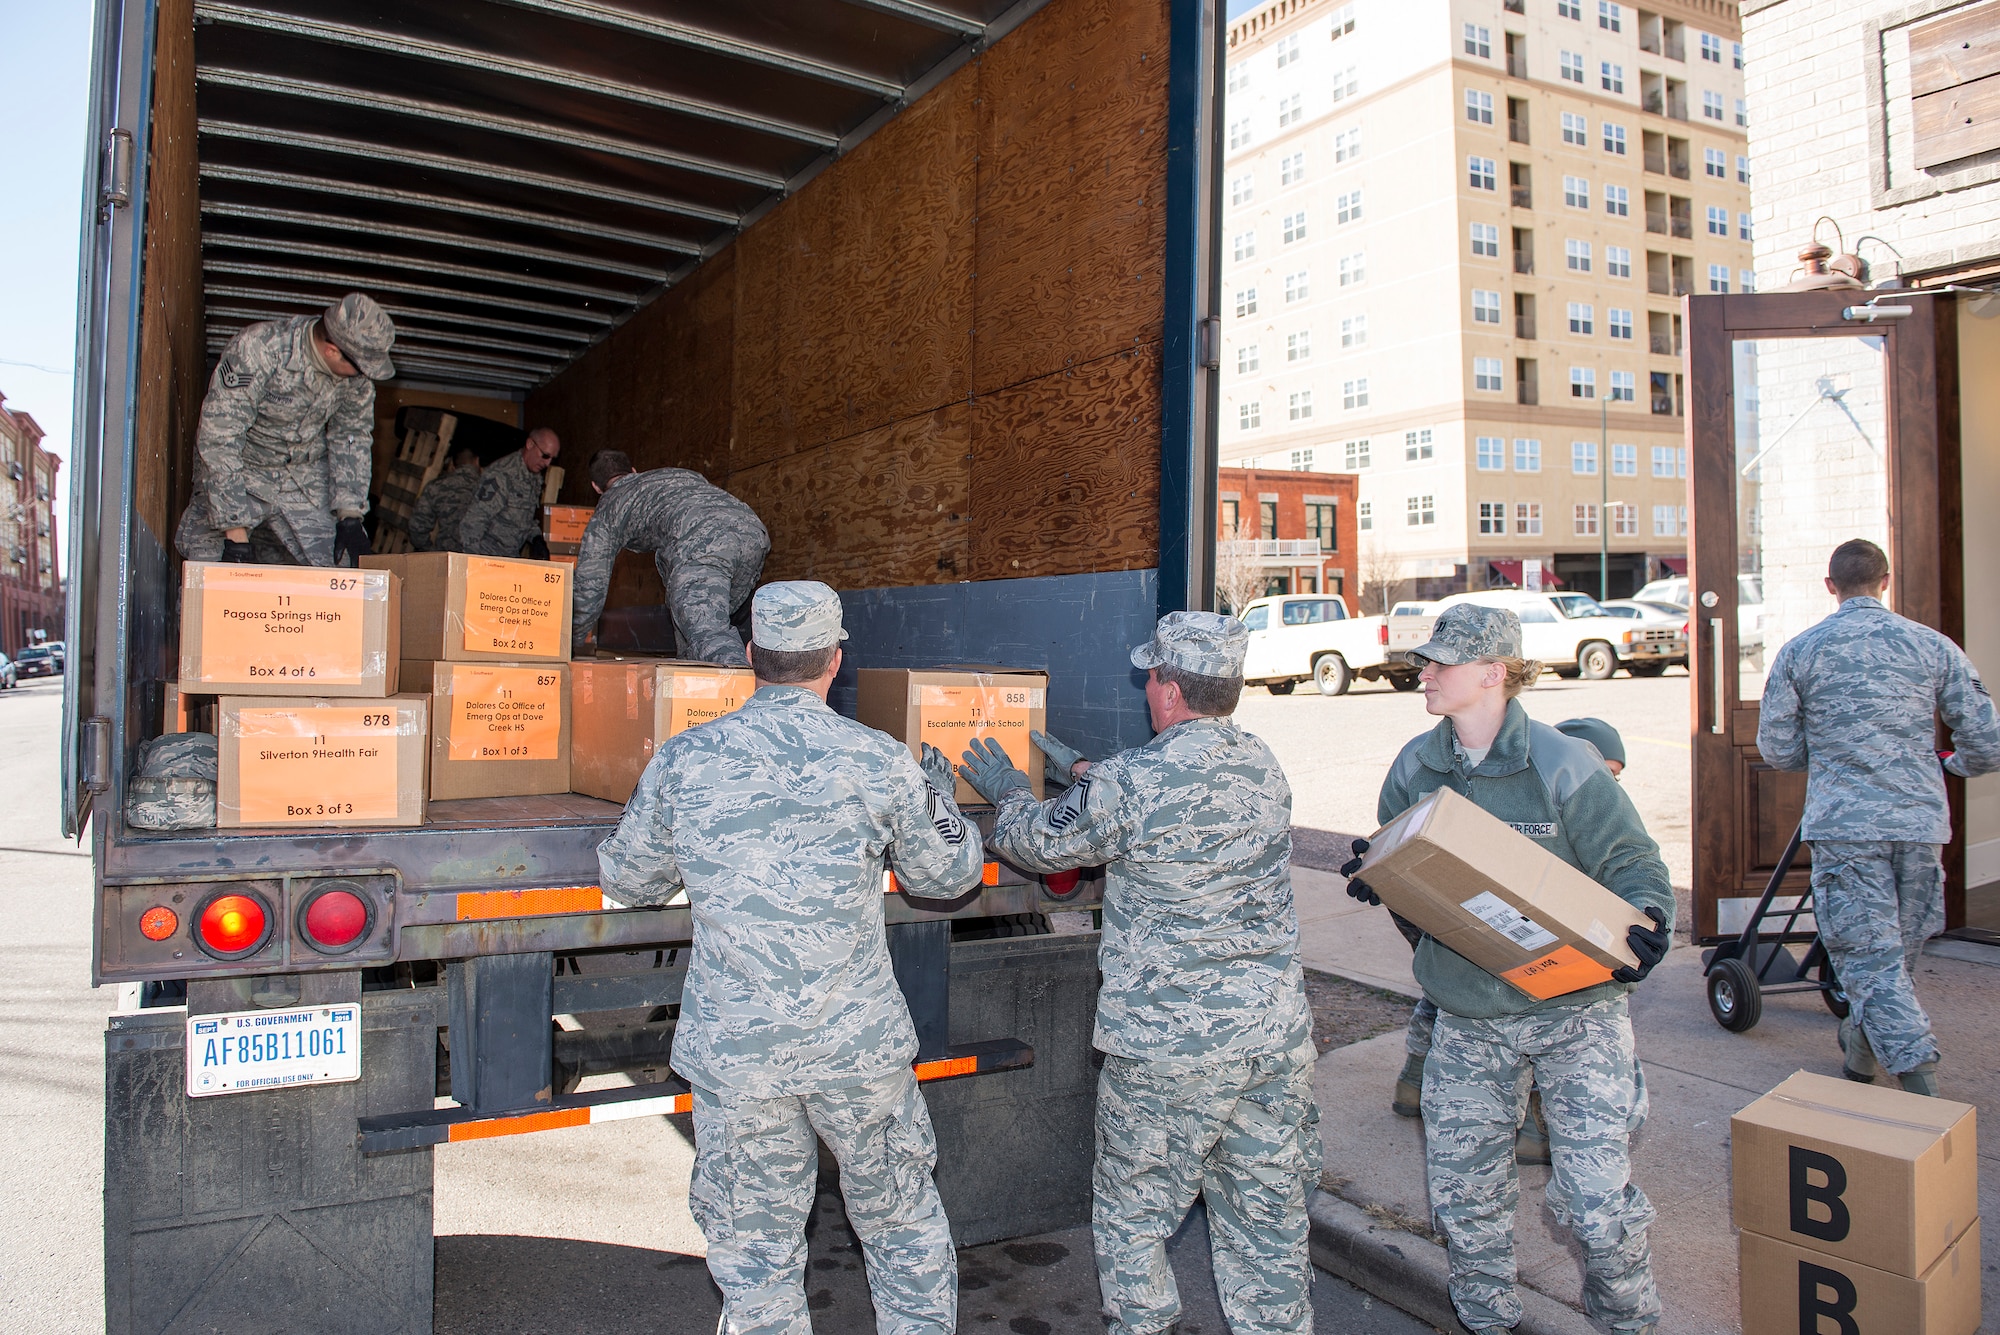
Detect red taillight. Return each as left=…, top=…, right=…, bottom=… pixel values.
left=1044, top=868, right=1082, bottom=897
left=1377, top=623, right=1389, bottom=645
left=138, top=905, right=179, bottom=941
left=196, top=892, right=270, bottom=959
left=298, top=885, right=373, bottom=953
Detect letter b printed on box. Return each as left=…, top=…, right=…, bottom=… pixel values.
left=1789, top=1145, right=1850, bottom=1242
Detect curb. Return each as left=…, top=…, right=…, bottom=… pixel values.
left=1308, top=1189, right=1601, bottom=1335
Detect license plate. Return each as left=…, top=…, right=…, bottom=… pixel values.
left=186, top=1005, right=361, bottom=1097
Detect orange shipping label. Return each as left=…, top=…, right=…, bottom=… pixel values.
left=233, top=705, right=405, bottom=824
left=194, top=568, right=372, bottom=685
left=542, top=505, right=593, bottom=544
left=916, top=682, right=1043, bottom=776
left=444, top=665, right=563, bottom=762
left=460, top=558, right=566, bottom=656
left=1499, top=944, right=1616, bottom=999
left=662, top=671, right=755, bottom=738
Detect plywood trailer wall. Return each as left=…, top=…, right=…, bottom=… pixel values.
left=528, top=0, right=1171, bottom=604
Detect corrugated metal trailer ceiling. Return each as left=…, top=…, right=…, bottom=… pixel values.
left=192, top=0, right=1046, bottom=392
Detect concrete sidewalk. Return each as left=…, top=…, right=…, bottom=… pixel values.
left=1292, top=864, right=2000, bottom=1335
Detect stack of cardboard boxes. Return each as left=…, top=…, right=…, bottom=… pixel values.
left=542, top=504, right=591, bottom=570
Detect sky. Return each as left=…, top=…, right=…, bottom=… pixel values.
left=1227, top=0, right=1262, bottom=14
left=0, top=5, right=94, bottom=529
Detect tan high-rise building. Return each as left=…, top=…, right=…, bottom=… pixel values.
left=1221, top=0, right=1751, bottom=601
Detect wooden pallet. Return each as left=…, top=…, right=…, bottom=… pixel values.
left=372, top=409, right=458, bottom=553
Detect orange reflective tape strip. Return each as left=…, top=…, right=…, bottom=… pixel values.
left=884, top=871, right=900, bottom=897
left=447, top=1107, right=589, bottom=1142
left=456, top=886, right=601, bottom=921
left=915, top=1055, right=979, bottom=1082
left=981, top=862, right=999, bottom=886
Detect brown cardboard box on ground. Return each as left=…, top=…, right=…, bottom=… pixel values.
left=855, top=667, right=1048, bottom=807
left=405, top=660, right=569, bottom=801
left=216, top=694, right=428, bottom=828
left=1739, top=1221, right=1981, bottom=1335
left=1732, top=1070, right=1979, bottom=1278
left=1354, top=786, right=1651, bottom=1000
left=569, top=658, right=755, bottom=804
left=360, top=552, right=571, bottom=662
left=179, top=563, right=401, bottom=697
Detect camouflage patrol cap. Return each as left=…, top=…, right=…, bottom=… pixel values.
left=1130, top=610, right=1249, bottom=678
left=1411, top=602, right=1522, bottom=665
left=321, top=293, right=397, bottom=380
left=752, top=581, right=849, bottom=653
left=1555, top=716, right=1626, bottom=766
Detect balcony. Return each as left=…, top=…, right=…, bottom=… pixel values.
left=1504, top=0, right=1524, bottom=11
left=1644, top=148, right=1666, bottom=175
left=1509, top=118, right=1530, bottom=144
left=1516, top=316, right=1537, bottom=340
left=1670, top=216, right=1692, bottom=239
left=1511, top=187, right=1534, bottom=208
left=1514, top=253, right=1535, bottom=274
left=1505, top=32, right=1528, bottom=78
left=1219, top=539, right=1326, bottom=565
left=1646, top=209, right=1669, bottom=235
left=1649, top=334, right=1677, bottom=355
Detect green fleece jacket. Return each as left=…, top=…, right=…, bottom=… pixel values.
left=1378, top=699, right=1674, bottom=1019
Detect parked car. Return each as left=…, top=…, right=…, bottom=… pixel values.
left=1634, top=574, right=1766, bottom=668
left=1431, top=589, right=1682, bottom=679
left=1383, top=601, right=1440, bottom=679
left=14, top=645, right=59, bottom=678
left=1599, top=599, right=1690, bottom=669
left=0, top=654, right=18, bottom=690
left=1238, top=593, right=1415, bottom=696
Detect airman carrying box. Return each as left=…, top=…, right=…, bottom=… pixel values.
left=569, top=658, right=755, bottom=804
left=1354, top=786, right=1651, bottom=1000
left=403, top=660, right=570, bottom=801
left=179, top=563, right=401, bottom=698
left=215, top=694, right=429, bottom=828
left=361, top=552, right=572, bottom=663
left=855, top=667, right=1048, bottom=807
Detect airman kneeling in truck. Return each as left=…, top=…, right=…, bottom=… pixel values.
left=958, top=611, right=1321, bottom=1335
left=598, top=581, right=982, bottom=1335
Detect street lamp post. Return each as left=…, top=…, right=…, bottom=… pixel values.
left=1599, top=395, right=1608, bottom=601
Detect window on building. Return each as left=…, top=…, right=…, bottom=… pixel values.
left=1566, top=239, right=1592, bottom=272
left=1564, top=174, right=1590, bottom=208
left=1287, top=330, right=1311, bottom=362
left=1652, top=504, right=1676, bottom=536
left=1288, top=448, right=1314, bottom=470
left=1478, top=501, right=1507, bottom=535
left=1612, top=502, right=1638, bottom=536
left=1235, top=287, right=1259, bottom=317
left=1706, top=205, right=1729, bottom=236
left=1605, top=183, right=1630, bottom=216
left=1470, top=222, right=1500, bottom=257
left=1735, top=98, right=1748, bottom=127
left=1740, top=268, right=1756, bottom=292
left=1612, top=441, right=1637, bottom=474
left=1473, top=289, right=1502, bottom=324
left=1281, top=151, right=1308, bottom=188
left=1304, top=501, right=1337, bottom=547
left=1341, top=314, right=1367, bottom=346
left=1474, top=357, right=1504, bottom=392
left=1359, top=500, right=1373, bottom=530
left=1230, top=119, right=1253, bottom=151
left=1283, top=210, right=1309, bottom=243
left=1278, top=93, right=1304, bottom=128
left=1332, top=66, right=1359, bottom=100
left=1738, top=211, right=1753, bottom=241
left=1736, top=154, right=1751, bottom=183
left=1516, top=501, right=1543, bottom=535
left=1407, top=494, right=1436, bottom=526
left=1600, top=246, right=1629, bottom=279
left=1345, top=438, right=1372, bottom=469
left=1599, top=2, right=1623, bottom=32
left=1275, top=33, right=1301, bottom=67
left=1469, top=155, right=1497, bottom=190
left=1703, top=90, right=1725, bottom=121
left=1574, top=502, right=1600, bottom=535
left=1220, top=497, right=1240, bottom=532
left=1476, top=436, right=1506, bottom=471
left=1405, top=427, right=1434, bottom=461
left=1330, top=3, right=1356, bottom=38
left=1467, top=89, right=1495, bottom=124
left=1561, top=50, right=1585, bottom=83
left=1650, top=445, right=1674, bottom=477
left=1705, top=147, right=1726, bottom=178
left=1288, top=269, right=1313, bottom=301
left=1338, top=253, right=1364, bottom=286
left=1260, top=500, right=1279, bottom=538
left=1608, top=307, right=1633, bottom=340
left=1289, top=390, right=1314, bottom=421
left=1604, top=122, right=1628, bottom=154
left=1610, top=370, right=1636, bottom=401
left=1733, top=40, right=1744, bottom=69
left=1236, top=343, right=1259, bottom=373
left=1335, top=128, right=1361, bottom=162
left=1573, top=439, right=1599, bottom=473
left=1239, top=401, right=1262, bottom=430
left=1571, top=367, right=1597, bottom=399
left=1708, top=263, right=1729, bottom=293
left=1558, top=0, right=1581, bottom=17
left=1568, top=301, right=1594, bottom=334
left=1337, top=190, right=1363, bottom=223
left=1231, top=173, right=1254, bottom=205
left=1700, top=32, right=1722, bottom=62
left=1228, top=64, right=1250, bottom=95
left=1514, top=438, right=1542, bottom=472
left=1465, top=23, right=1492, bottom=57
left=1601, top=62, right=1624, bottom=94
left=1233, top=230, right=1256, bottom=261
left=1343, top=378, right=1370, bottom=409
left=1562, top=112, right=1588, bottom=145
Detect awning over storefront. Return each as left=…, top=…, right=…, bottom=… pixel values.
left=1486, top=560, right=1565, bottom=589
left=1658, top=555, right=1687, bottom=575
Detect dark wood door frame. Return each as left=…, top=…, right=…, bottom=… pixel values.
left=1685, top=290, right=1963, bottom=942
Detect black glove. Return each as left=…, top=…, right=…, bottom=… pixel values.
left=1340, top=837, right=1380, bottom=905
left=1611, top=906, right=1670, bottom=983
left=333, top=516, right=371, bottom=567
left=220, top=538, right=254, bottom=564
left=526, top=534, right=551, bottom=562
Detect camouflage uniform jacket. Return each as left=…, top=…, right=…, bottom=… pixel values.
left=571, top=468, right=770, bottom=642
left=1378, top=700, right=1674, bottom=1020
left=1759, top=597, right=2000, bottom=842
left=597, top=685, right=983, bottom=1096
left=404, top=466, right=481, bottom=552
left=191, top=316, right=374, bottom=529
left=985, top=717, right=1311, bottom=1065
left=456, top=449, right=544, bottom=557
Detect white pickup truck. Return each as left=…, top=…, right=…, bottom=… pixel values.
left=1383, top=590, right=1683, bottom=680
left=1238, top=593, right=1419, bottom=696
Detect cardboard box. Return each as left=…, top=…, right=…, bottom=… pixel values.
left=163, top=684, right=216, bottom=735
left=1740, top=1221, right=1981, bottom=1335
left=216, top=695, right=428, bottom=828
left=1355, top=786, right=1651, bottom=1000
left=569, top=657, right=755, bottom=803
left=1732, top=1070, right=1979, bottom=1278
left=855, top=667, right=1047, bottom=807
left=179, top=563, right=401, bottom=697
left=405, top=660, right=570, bottom=801
left=543, top=504, right=592, bottom=557
left=361, top=552, right=572, bottom=662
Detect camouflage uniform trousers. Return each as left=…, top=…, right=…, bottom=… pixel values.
left=658, top=535, right=765, bottom=666
left=175, top=492, right=335, bottom=566
left=1094, top=1038, right=1322, bottom=1335
left=689, top=1066, right=955, bottom=1335
left=1424, top=996, right=1658, bottom=1333
left=1812, top=840, right=1945, bottom=1076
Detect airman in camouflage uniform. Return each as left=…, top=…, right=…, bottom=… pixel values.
left=571, top=451, right=770, bottom=665
left=1346, top=603, right=1672, bottom=1333
left=403, top=448, right=481, bottom=552
left=963, top=612, right=1319, bottom=1335
left=457, top=428, right=561, bottom=558
left=124, top=732, right=217, bottom=831
left=1758, top=540, right=2000, bottom=1095
left=598, top=581, right=980, bottom=1335
left=173, top=294, right=396, bottom=567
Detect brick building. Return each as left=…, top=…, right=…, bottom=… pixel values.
left=1216, top=466, right=1358, bottom=608
left=0, top=394, right=64, bottom=655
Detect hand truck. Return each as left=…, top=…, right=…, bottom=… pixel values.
left=1700, top=822, right=1850, bottom=1032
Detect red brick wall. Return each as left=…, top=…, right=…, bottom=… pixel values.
left=1217, top=467, right=1359, bottom=598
